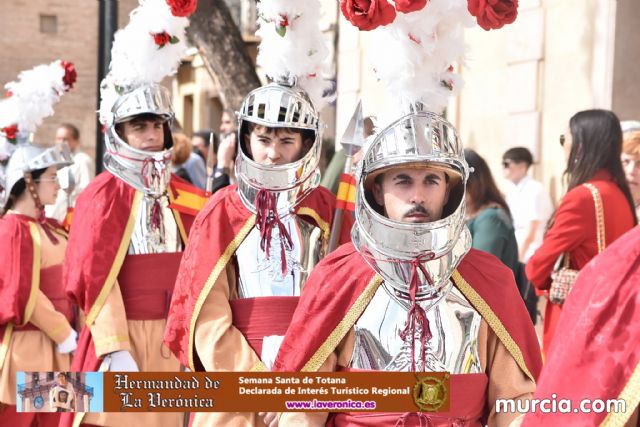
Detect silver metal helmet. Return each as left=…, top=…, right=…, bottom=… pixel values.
left=102, top=83, right=174, bottom=197
left=235, top=81, right=323, bottom=215
left=351, top=110, right=472, bottom=309
left=1, top=134, right=73, bottom=209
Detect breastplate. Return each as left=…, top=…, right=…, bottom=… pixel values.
left=235, top=214, right=325, bottom=298
left=350, top=282, right=482, bottom=373
left=128, top=194, right=181, bottom=255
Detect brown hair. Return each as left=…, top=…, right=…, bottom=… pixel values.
left=464, top=149, right=511, bottom=218
left=59, top=123, right=80, bottom=140
left=623, top=131, right=640, bottom=156
left=171, top=133, right=192, bottom=166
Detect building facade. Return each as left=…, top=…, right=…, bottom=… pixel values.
left=17, top=372, right=92, bottom=412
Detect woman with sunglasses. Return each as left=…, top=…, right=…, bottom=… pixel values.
left=525, top=109, right=637, bottom=355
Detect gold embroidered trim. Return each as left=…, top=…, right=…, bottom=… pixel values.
left=0, top=323, right=14, bottom=371
left=93, top=334, right=130, bottom=346
left=169, top=188, right=189, bottom=245
left=49, top=321, right=72, bottom=342
left=188, top=215, right=256, bottom=371
left=601, top=361, right=640, bottom=427
left=71, top=412, right=85, bottom=427
left=23, top=222, right=42, bottom=325
left=297, top=207, right=331, bottom=241
left=452, top=270, right=536, bottom=383
left=85, top=191, right=142, bottom=327
left=251, top=361, right=267, bottom=372
left=302, top=274, right=383, bottom=372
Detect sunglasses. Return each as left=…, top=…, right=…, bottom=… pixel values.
left=559, top=134, right=565, bottom=147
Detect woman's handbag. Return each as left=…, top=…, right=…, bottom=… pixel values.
left=548, top=183, right=605, bottom=305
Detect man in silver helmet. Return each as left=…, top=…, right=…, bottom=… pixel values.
left=63, top=83, right=199, bottom=427
left=273, top=111, right=542, bottom=427
left=164, top=80, right=353, bottom=427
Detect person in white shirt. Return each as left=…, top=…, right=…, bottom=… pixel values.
left=45, top=124, right=94, bottom=224
left=49, top=372, right=76, bottom=412
left=502, top=147, right=553, bottom=262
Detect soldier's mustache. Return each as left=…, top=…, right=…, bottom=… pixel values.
left=403, top=204, right=431, bottom=218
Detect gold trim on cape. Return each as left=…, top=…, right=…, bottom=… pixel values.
left=452, top=270, right=536, bottom=383
left=297, top=207, right=330, bottom=241
left=23, top=222, right=42, bottom=325
left=251, top=361, right=267, bottom=372
left=0, top=323, right=14, bottom=371
left=168, top=186, right=189, bottom=244
left=85, top=191, right=142, bottom=327
left=601, top=361, right=640, bottom=427
left=302, top=274, right=383, bottom=372
left=188, top=215, right=256, bottom=371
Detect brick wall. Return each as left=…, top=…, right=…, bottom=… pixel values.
left=0, top=0, right=138, bottom=160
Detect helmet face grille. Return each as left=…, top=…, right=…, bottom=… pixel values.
left=239, top=84, right=319, bottom=131
left=351, top=111, right=471, bottom=298
left=111, top=84, right=174, bottom=125
left=234, top=83, right=323, bottom=212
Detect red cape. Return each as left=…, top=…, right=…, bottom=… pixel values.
left=64, top=172, right=197, bottom=373
left=164, top=184, right=353, bottom=370
left=273, top=244, right=542, bottom=384
left=0, top=214, right=66, bottom=368
left=65, top=172, right=195, bottom=315
left=522, top=225, right=640, bottom=427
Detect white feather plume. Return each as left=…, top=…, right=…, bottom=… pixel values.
left=369, top=0, right=473, bottom=117
left=256, top=0, right=332, bottom=109
left=99, top=0, right=189, bottom=124
left=0, top=60, right=70, bottom=134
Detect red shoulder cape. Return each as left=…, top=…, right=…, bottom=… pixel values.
left=0, top=214, right=37, bottom=327
left=0, top=214, right=66, bottom=368
left=522, top=225, right=640, bottom=427
left=65, top=172, right=196, bottom=314
left=273, top=244, right=542, bottom=383
left=163, top=184, right=353, bottom=370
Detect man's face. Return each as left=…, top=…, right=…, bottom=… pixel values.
left=372, top=167, right=451, bottom=223
left=121, top=117, right=165, bottom=152
left=621, top=152, right=640, bottom=202
left=502, top=159, right=528, bottom=183
left=246, top=127, right=306, bottom=165
left=55, top=127, right=79, bottom=151
left=220, top=112, right=235, bottom=136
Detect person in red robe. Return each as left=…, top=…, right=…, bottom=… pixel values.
left=61, top=4, right=201, bottom=426
left=163, top=8, right=354, bottom=425
left=521, top=224, right=640, bottom=427
left=526, top=110, right=637, bottom=354
left=273, top=112, right=542, bottom=427
left=0, top=60, right=77, bottom=427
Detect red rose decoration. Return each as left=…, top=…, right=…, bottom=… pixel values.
left=152, top=32, right=171, bottom=48
left=340, top=0, right=396, bottom=31
left=166, top=0, right=197, bottom=17
left=395, top=0, right=427, bottom=13
left=468, top=0, right=518, bottom=31
left=60, top=61, right=77, bottom=90
left=2, top=124, right=18, bottom=143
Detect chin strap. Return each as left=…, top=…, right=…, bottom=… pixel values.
left=255, top=188, right=293, bottom=275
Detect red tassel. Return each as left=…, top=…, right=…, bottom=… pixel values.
left=254, top=189, right=293, bottom=275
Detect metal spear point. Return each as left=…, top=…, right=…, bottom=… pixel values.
left=327, top=100, right=366, bottom=253
left=205, top=131, right=215, bottom=196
